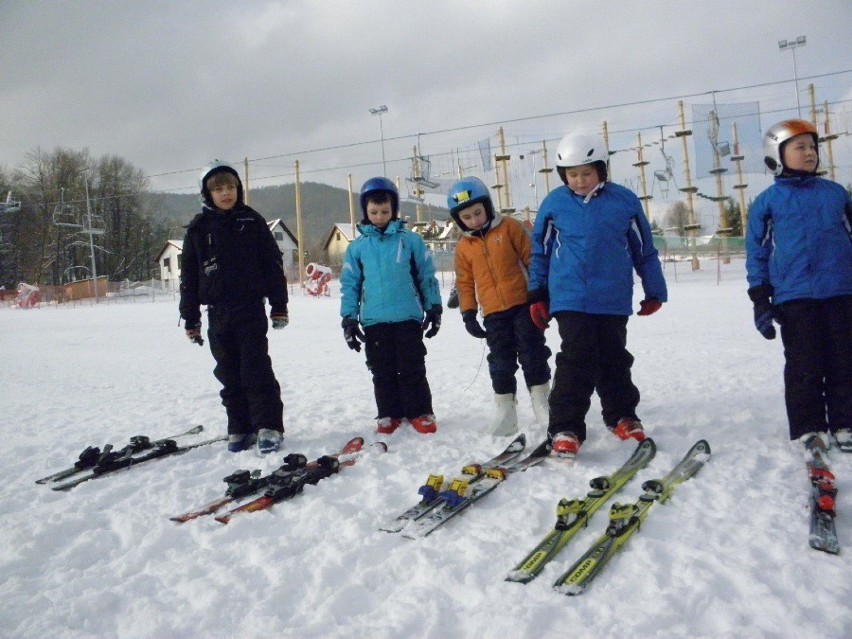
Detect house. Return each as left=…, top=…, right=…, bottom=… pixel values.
left=322, top=222, right=361, bottom=265
left=267, top=219, right=299, bottom=276
left=155, top=240, right=183, bottom=291
left=155, top=219, right=298, bottom=290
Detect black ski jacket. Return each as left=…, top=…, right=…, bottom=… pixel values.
left=179, top=204, right=287, bottom=326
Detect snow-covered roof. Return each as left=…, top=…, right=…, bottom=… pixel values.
left=154, top=240, right=183, bottom=262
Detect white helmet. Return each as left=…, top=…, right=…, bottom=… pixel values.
left=763, top=119, right=819, bottom=176
left=555, top=133, right=609, bottom=168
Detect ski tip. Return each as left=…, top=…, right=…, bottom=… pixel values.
left=189, top=425, right=204, bottom=434
left=693, top=439, right=711, bottom=457
left=371, top=441, right=389, bottom=454
left=553, top=583, right=584, bottom=596
left=640, top=437, right=657, bottom=455
left=505, top=570, right=532, bottom=584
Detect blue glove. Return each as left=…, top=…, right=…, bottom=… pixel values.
left=422, top=306, right=442, bottom=339
left=747, top=285, right=778, bottom=340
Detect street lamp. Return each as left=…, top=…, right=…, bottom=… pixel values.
left=369, top=104, right=388, bottom=177
left=778, top=35, right=806, bottom=117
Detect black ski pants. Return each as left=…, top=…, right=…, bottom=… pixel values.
left=364, top=320, right=433, bottom=420
left=778, top=295, right=852, bottom=440
left=208, top=304, right=283, bottom=436
left=549, top=311, right=640, bottom=442
left=483, top=304, right=551, bottom=395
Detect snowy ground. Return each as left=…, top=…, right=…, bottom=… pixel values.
left=1, top=260, right=850, bottom=639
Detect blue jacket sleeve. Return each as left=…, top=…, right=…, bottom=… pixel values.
left=339, top=242, right=363, bottom=321
left=410, top=233, right=442, bottom=310
left=745, top=192, right=772, bottom=289
left=528, top=204, right=554, bottom=293
left=627, top=203, right=668, bottom=302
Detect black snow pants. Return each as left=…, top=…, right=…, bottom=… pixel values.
left=548, top=311, right=640, bottom=442
left=778, top=295, right=852, bottom=440
left=364, top=320, right=433, bottom=420
left=208, top=303, right=283, bottom=436
left=482, top=304, right=551, bottom=395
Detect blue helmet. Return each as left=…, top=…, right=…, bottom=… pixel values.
left=447, top=177, right=494, bottom=231
left=360, top=177, right=399, bottom=218
left=447, top=177, right=490, bottom=214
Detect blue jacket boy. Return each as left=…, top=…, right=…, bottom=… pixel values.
left=339, top=177, right=442, bottom=436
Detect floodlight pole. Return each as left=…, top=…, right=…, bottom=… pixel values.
left=369, top=105, right=388, bottom=177
left=778, top=36, right=806, bottom=117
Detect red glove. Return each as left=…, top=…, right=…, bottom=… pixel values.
left=637, top=299, right=662, bottom=316
left=530, top=301, right=551, bottom=330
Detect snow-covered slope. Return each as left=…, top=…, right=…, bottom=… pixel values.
left=1, top=260, right=850, bottom=639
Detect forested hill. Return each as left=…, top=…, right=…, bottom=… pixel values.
left=142, top=182, right=448, bottom=254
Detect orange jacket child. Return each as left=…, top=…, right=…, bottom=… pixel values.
left=449, top=177, right=551, bottom=436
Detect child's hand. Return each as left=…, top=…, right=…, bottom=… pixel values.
left=271, top=311, right=289, bottom=329
left=747, top=285, right=778, bottom=340
left=462, top=310, right=487, bottom=338
left=342, top=317, right=364, bottom=352
left=637, top=299, right=662, bottom=316
left=529, top=301, right=551, bottom=331
left=422, top=306, right=442, bottom=339
left=185, top=323, right=204, bottom=346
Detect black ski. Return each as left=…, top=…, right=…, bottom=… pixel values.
left=52, top=433, right=226, bottom=492
left=36, top=425, right=205, bottom=484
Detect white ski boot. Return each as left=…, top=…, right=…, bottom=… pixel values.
left=529, top=382, right=551, bottom=425
left=492, top=393, right=518, bottom=436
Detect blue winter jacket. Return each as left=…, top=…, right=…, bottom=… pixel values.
left=340, top=219, right=442, bottom=327
left=746, top=175, right=852, bottom=303
left=528, top=182, right=667, bottom=316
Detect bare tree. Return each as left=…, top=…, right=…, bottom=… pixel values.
left=3, top=147, right=170, bottom=288
left=664, top=200, right=690, bottom=236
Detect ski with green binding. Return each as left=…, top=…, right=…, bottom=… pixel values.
left=506, top=438, right=656, bottom=583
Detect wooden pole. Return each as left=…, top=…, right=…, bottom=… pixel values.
left=822, top=100, right=838, bottom=182
left=676, top=100, right=700, bottom=270
left=602, top=121, right=611, bottom=181
left=540, top=139, right=553, bottom=194
left=495, top=127, right=513, bottom=214
left=633, top=132, right=651, bottom=219
left=294, top=160, right=304, bottom=290
left=243, top=157, right=250, bottom=206
left=347, top=173, right=356, bottom=239
left=808, top=84, right=817, bottom=128
left=730, top=122, right=749, bottom=232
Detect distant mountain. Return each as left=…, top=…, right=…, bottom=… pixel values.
left=142, top=182, right=449, bottom=254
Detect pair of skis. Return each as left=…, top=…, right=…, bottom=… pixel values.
left=380, top=434, right=549, bottom=538
left=505, top=439, right=710, bottom=595
left=37, top=425, right=229, bottom=491
left=171, top=437, right=384, bottom=524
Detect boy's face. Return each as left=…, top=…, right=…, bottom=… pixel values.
left=563, top=164, right=601, bottom=196
left=782, top=133, right=818, bottom=173
left=209, top=182, right=238, bottom=211
left=366, top=200, right=393, bottom=228
left=458, top=203, right=488, bottom=231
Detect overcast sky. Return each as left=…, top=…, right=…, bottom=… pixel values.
left=2, top=0, right=851, bottom=213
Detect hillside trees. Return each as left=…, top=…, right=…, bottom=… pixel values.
left=0, top=148, right=171, bottom=288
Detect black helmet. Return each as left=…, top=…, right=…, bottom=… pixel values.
left=199, top=160, right=243, bottom=208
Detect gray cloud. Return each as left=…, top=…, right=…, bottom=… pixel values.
left=2, top=0, right=850, bottom=200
